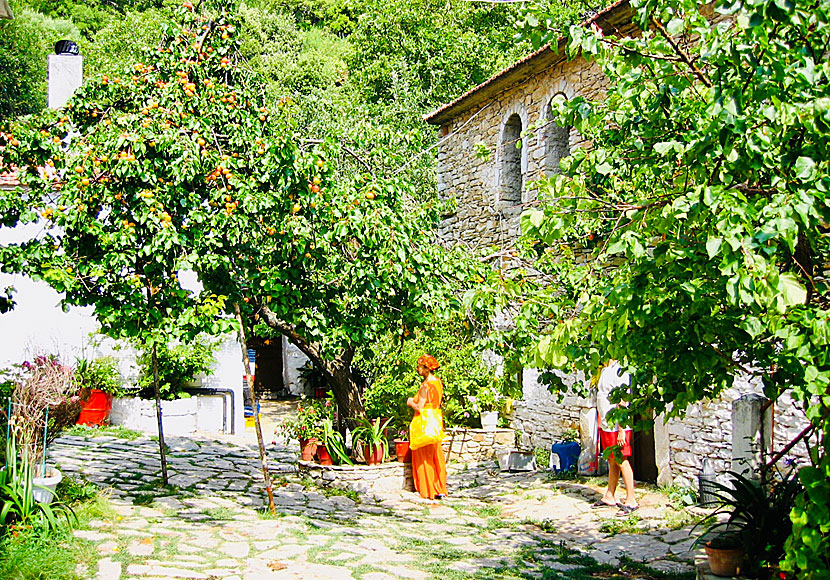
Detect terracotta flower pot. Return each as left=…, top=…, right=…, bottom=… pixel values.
left=316, top=444, right=333, bottom=465
left=364, top=444, right=384, bottom=465
left=300, top=437, right=318, bottom=462
left=394, top=439, right=411, bottom=463
left=705, top=543, right=745, bottom=577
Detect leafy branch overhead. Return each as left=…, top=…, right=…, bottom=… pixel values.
left=481, top=0, right=830, bottom=575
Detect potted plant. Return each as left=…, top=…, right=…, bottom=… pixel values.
left=352, top=417, right=393, bottom=465
left=703, top=530, right=745, bottom=577
left=75, top=356, right=122, bottom=426
left=471, top=379, right=503, bottom=430
left=277, top=396, right=328, bottom=461
left=3, top=355, right=80, bottom=503
left=320, top=417, right=353, bottom=466
left=693, top=467, right=802, bottom=578
left=391, top=415, right=412, bottom=463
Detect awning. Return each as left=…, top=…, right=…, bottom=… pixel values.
left=0, top=0, right=13, bottom=19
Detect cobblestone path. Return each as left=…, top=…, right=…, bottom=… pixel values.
left=50, top=432, right=703, bottom=580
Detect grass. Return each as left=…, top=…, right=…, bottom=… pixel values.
left=0, top=525, right=97, bottom=579
left=62, top=424, right=144, bottom=440
left=203, top=507, right=235, bottom=521
left=520, top=517, right=557, bottom=533
left=0, top=475, right=117, bottom=580
left=598, top=514, right=646, bottom=535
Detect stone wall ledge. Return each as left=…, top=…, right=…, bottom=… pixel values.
left=298, top=460, right=415, bottom=498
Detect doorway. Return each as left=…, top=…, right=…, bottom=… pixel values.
left=250, top=338, right=284, bottom=399
left=631, top=415, right=658, bottom=483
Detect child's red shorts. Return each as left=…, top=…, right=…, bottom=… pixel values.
left=600, top=429, right=632, bottom=458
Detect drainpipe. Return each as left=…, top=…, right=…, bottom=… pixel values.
left=181, top=387, right=236, bottom=434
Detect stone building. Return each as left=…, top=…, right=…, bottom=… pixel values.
left=424, top=0, right=812, bottom=487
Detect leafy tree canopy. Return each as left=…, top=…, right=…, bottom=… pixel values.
left=483, top=0, right=830, bottom=575
left=0, top=0, right=483, bottom=422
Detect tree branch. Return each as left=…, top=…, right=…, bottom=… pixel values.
left=651, top=18, right=712, bottom=88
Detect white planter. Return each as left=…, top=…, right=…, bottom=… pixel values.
left=32, top=466, right=62, bottom=505
left=497, top=450, right=537, bottom=472
left=110, top=397, right=198, bottom=436
left=480, top=411, right=499, bottom=431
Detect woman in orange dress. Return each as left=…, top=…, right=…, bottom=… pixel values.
left=407, top=354, right=448, bottom=500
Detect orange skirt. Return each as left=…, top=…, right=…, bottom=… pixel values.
left=411, top=441, right=447, bottom=499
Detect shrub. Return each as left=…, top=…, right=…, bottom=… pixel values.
left=277, top=395, right=333, bottom=441
left=3, top=355, right=80, bottom=470
left=361, top=318, right=518, bottom=428
left=74, top=356, right=122, bottom=396
left=133, top=337, right=217, bottom=400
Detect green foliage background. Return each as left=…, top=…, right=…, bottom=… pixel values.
left=361, top=318, right=519, bottom=430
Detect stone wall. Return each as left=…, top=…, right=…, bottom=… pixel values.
left=442, top=427, right=514, bottom=463
left=435, top=47, right=613, bottom=252
left=509, top=374, right=812, bottom=488
left=298, top=460, right=415, bottom=498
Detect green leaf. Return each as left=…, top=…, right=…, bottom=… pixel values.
left=794, top=156, right=816, bottom=181
left=654, top=141, right=678, bottom=155
left=779, top=273, right=807, bottom=307
left=706, top=237, right=723, bottom=258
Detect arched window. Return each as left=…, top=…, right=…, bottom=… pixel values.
left=545, top=98, right=570, bottom=174
left=500, top=114, right=523, bottom=205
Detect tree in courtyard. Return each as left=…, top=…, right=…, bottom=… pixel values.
left=0, top=0, right=481, bottom=429
left=482, top=0, right=830, bottom=576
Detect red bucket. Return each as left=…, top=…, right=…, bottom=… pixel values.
left=76, top=389, right=113, bottom=426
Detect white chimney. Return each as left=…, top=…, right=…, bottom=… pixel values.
left=48, top=41, right=83, bottom=109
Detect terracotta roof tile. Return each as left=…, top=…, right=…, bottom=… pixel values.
left=0, top=168, right=20, bottom=189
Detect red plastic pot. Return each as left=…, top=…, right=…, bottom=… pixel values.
left=76, top=389, right=113, bottom=426
left=316, top=444, right=333, bottom=465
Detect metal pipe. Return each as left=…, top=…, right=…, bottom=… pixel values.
left=42, top=406, right=48, bottom=476
left=181, top=386, right=236, bottom=434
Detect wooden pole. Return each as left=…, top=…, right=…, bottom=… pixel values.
left=233, top=302, right=276, bottom=514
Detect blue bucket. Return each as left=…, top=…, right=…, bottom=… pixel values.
left=551, top=441, right=580, bottom=473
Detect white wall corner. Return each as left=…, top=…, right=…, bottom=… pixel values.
left=48, top=54, right=83, bottom=110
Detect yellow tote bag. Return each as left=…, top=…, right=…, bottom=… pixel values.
left=409, top=408, right=445, bottom=450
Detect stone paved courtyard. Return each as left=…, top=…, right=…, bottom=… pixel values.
left=49, top=416, right=705, bottom=580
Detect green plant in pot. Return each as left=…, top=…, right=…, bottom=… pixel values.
left=352, top=417, right=392, bottom=465
left=321, top=417, right=353, bottom=466
left=694, top=467, right=802, bottom=578
left=75, top=356, right=122, bottom=426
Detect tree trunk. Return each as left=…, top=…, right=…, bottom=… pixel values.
left=233, top=303, right=276, bottom=515
left=256, top=304, right=367, bottom=422
left=152, top=342, right=169, bottom=486
left=325, top=351, right=366, bottom=429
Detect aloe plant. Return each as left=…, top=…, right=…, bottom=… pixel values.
left=352, top=417, right=393, bottom=461
left=321, top=417, right=353, bottom=466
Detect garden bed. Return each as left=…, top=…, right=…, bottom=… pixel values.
left=298, top=460, right=415, bottom=497
left=442, top=427, right=514, bottom=463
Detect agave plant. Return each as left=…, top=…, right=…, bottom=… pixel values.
left=0, top=436, right=76, bottom=532
left=693, top=468, right=802, bottom=576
